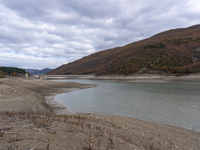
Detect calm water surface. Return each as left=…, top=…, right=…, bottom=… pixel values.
left=55, top=80, right=200, bottom=132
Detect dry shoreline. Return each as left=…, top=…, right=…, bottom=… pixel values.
left=0, top=78, right=96, bottom=114
left=1, top=77, right=200, bottom=149
left=46, top=73, right=200, bottom=82
left=91, top=74, right=200, bottom=82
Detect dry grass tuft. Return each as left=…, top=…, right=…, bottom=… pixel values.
left=0, top=130, right=5, bottom=137
left=80, top=134, right=101, bottom=150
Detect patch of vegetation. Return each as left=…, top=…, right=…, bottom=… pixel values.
left=144, top=43, right=166, bottom=49
left=0, top=75, right=5, bottom=78
left=62, top=72, right=74, bottom=75
left=166, top=37, right=200, bottom=45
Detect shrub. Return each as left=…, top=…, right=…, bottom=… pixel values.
left=0, top=75, right=5, bottom=78
left=144, top=43, right=166, bottom=49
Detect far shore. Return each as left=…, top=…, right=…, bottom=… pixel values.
left=1, top=77, right=200, bottom=149
left=44, top=73, right=200, bottom=82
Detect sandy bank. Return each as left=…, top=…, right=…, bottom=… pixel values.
left=0, top=78, right=200, bottom=149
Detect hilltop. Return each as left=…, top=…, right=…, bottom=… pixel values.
left=47, top=24, right=200, bottom=75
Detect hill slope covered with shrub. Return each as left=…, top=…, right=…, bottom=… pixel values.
left=48, top=24, right=200, bottom=75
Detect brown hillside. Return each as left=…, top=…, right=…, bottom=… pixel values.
left=47, top=24, right=200, bottom=75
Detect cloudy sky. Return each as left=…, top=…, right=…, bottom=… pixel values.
left=0, top=0, right=200, bottom=69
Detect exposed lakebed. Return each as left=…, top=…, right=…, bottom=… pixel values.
left=55, top=79, right=200, bottom=132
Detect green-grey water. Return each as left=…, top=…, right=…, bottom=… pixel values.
left=55, top=80, right=200, bottom=132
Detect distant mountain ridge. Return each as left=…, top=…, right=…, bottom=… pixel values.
left=26, top=68, right=52, bottom=75
left=48, top=24, right=200, bottom=75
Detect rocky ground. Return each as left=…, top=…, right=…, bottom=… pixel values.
left=0, top=78, right=200, bottom=150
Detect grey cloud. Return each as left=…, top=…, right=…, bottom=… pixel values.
left=0, top=0, right=200, bottom=69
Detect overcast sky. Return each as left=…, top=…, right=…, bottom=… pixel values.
left=0, top=0, right=200, bottom=69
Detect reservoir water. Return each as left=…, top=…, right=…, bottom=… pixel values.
left=55, top=79, right=200, bottom=132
